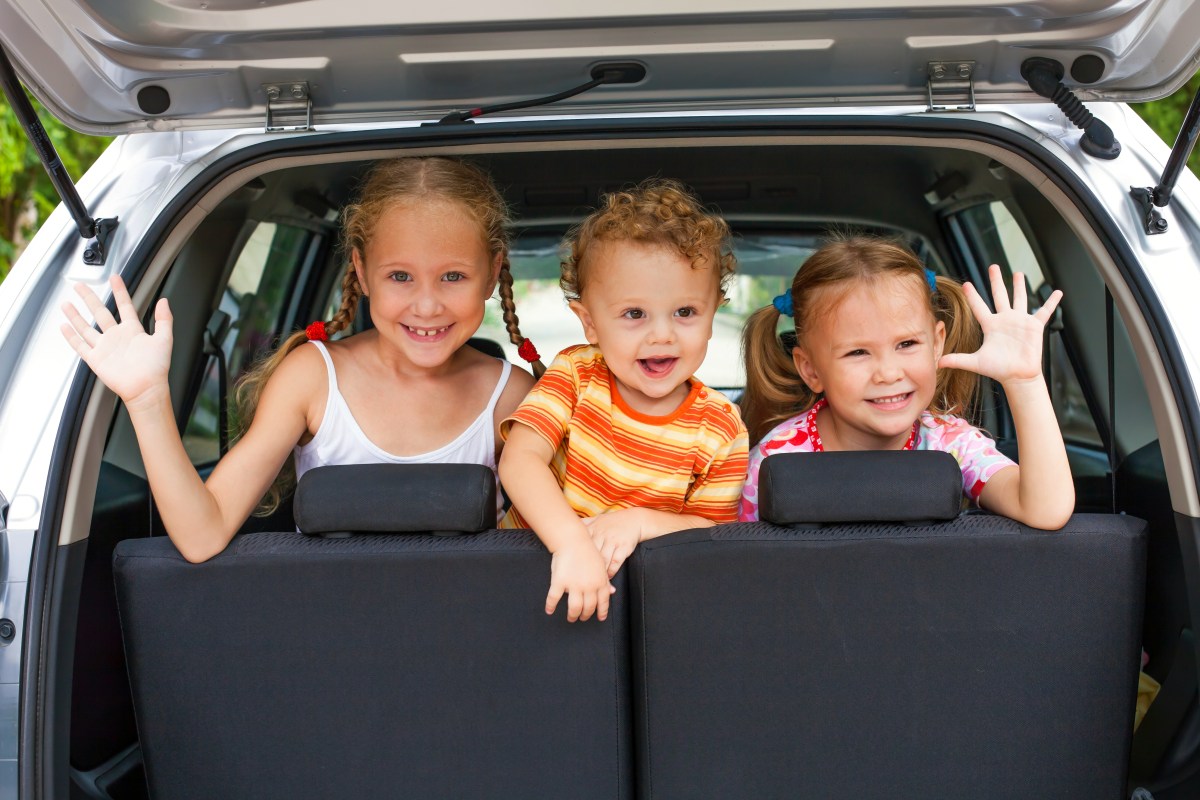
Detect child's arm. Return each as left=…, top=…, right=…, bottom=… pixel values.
left=938, top=265, right=1075, bottom=530
left=498, top=423, right=614, bottom=622
left=62, top=276, right=309, bottom=561
left=583, top=508, right=715, bottom=578
left=588, top=422, right=749, bottom=577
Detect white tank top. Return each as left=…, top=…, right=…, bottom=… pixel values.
left=294, top=341, right=511, bottom=514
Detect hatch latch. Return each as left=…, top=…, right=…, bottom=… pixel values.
left=263, top=82, right=313, bottom=132
left=926, top=62, right=976, bottom=112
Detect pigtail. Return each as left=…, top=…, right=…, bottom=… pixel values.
left=740, top=304, right=813, bottom=446
left=497, top=258, right=546, bottom=378
left=930, top=275, right=982, bottom=417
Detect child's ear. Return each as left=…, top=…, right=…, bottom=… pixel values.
left=792, top=346, right=823, bottom=394
left=933, top=319, right=947, bottom=362
left=486, top=252, right=504, bottom=295
left=352, top=250, right=369, bottom=298
left=568, top=300, right=600, bottom=345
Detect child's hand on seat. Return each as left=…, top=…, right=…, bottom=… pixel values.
left=582, top=508, right=646, bottom=578
left=546, top=539, right=614, bottom=622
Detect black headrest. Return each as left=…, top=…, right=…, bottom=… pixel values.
left=293, top=464, right=496, bottom=535
left=759, top=450, right=963, bottom=526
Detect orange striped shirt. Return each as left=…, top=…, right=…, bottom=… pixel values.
left=500, top=345, right=748, bottom=527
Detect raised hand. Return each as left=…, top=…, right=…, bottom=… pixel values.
left=60, top=275, right=174, bottom=408
left=938, top=264, right=1062, bottom=387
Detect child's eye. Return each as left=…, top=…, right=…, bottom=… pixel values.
left=389, top=271, right=411, bottom=283
left=675, top=306, right=697, bottom=318
left=443, top=272, right=466, bottom=283
left=898, top=339, right=919, bottom=349
left=844, top=348, right=867, bottom=357
left=623, top=309, right=645, bottom=320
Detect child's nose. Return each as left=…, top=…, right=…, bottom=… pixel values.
left=413, top=285, right=443, bottom=315
left=647, top=316, right=675, bottom=344
left=874, top=354, right=903, bottom=382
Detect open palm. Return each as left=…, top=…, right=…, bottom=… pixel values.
left=938, top=264, right=1062, bottom=386
left=60, top=276, right=174, bottom=406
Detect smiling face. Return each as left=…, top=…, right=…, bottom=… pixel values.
left=569, top=239, right=720, bottom=416
left=792, top=275, right=946, bottom=451
left=352, top=199, right=500, bottom=370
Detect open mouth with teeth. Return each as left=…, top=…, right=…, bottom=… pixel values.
left=867, top=392, right=914, bottom=409
left=404, top=324, right=452, bottom=340
left=638, top=357, right=678, bottom=377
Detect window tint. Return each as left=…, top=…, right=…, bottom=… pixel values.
left=182, top=222, right=317, bottom=464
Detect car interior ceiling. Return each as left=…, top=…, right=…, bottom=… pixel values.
left=59, top=136, right=1198, bottom=799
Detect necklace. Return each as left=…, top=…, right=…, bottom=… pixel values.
left=804, top=398, right=919, bottom=452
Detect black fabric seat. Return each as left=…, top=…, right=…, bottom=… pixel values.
left=629, top=452, right=1147, bottom=799
left=113, top=466, right=632, bottom=800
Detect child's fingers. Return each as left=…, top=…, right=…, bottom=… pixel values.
left=545, top=581, right=565, bottom=616
left=938, top=352, right=977, bottom=373
left=960, top=281, right=993, bottom=325
left=567, top=588, right=585, bottom=623
left=1034, top=289, right=1064, bottom=324
left=988, top=264, right=1011, bottom=312
left=61, top=302, right=100, bottom=348
left=60, top=322, right=90, bottom=358
left=597, top=588, right=610, bottom=622
left=1011, top=272, right=1028, bottom=315
left=152, top=297, right=173, bottom=342
left=75, top=282, right=118, bottom=331
left=580, top=590, right=598, bottom=623
left=110, top=275, right=139, bottom=323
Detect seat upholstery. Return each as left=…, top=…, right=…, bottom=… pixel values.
left=114, top=531, right=633, bottom=800
left=629, top=513, right=1147, bottom=799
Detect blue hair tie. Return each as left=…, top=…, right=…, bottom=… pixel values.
left=772, top=291, right=794, bottom=317
left=925, top=268, right=938, bottom=292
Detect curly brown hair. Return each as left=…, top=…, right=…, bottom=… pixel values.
left=560, top=178, right=736, bottom=301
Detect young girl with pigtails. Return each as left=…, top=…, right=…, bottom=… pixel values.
left=61, top=156, right=541, bottom=563
left=739, top=236, right=1074, bottom=530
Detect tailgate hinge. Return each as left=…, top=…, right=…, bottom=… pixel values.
left=263, top=82, right=313, bottom=132
left=926, top=61, right=976, bottom=112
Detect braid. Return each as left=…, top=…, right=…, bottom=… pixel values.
left=326, top=264, right=362, bottom=336
left=497, top=260, right=545, bottom=377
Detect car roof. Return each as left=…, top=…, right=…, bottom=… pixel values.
left=2, top=0, right=1199, bottom=134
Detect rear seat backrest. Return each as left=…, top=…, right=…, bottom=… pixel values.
left=114, top=465, right=633, bottom=800
left=629, top=451, right=1147, bottom=799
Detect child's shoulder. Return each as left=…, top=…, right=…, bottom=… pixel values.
left=753, top=412, right=814, bottom=454
left=917, top=410, right=994, bottom=447
left=689, top=383, right=745, bottom=437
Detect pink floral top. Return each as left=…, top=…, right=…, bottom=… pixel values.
left=738, top=400, right=1015, bottom=522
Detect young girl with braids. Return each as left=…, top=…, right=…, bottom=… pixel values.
left=739, top=236, right=1074, bottom=530
left=499, top=179, right=749, bottom=623
left=61, top=157, right=540, bottom=562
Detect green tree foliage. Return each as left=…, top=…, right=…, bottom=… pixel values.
left=0, top=92, right=109, bottom=280
left=1132, top=71, right=1200, bottom=178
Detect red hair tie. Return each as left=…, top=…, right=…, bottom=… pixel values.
left=517, top=338, right=540, bottom=363
left=305, top=321, right=328, bottom=342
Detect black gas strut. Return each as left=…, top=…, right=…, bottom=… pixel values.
left=0, top=42, right=117, bottom=265
left=1130, top=82, right=1200, bottom=235
left=433, top=62, right=647, bottom=125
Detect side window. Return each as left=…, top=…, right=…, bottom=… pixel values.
left=181, top=222, right=320, bottom=465
left=949, top=202, right=1103, bottom=449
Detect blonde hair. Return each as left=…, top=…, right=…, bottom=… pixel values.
left=234, top=156, right=543, bottom=514
left=560, top=178, right=736, bottom=301
left=741, top=236, right=981, bottom=445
